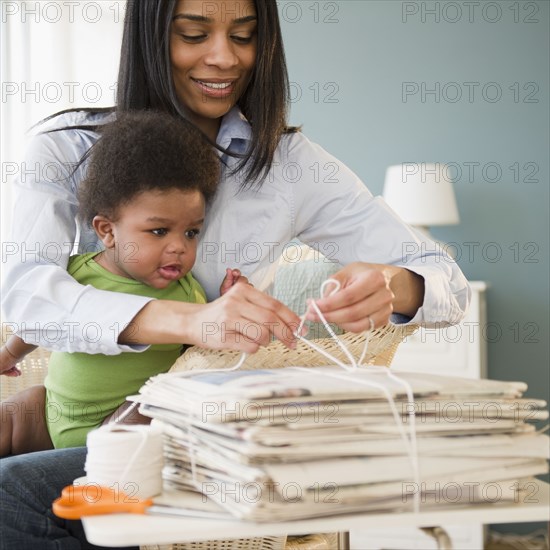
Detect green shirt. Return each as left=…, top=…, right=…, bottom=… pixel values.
left=45, top=252, right=206, bottom=448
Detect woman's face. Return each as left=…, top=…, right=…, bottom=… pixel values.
left=170, top=0, right=258, bottom=141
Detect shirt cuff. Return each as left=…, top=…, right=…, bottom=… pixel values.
left=73, top=287, right=154, bottom=354
left=18, top=285, right=155, bottom=355
left=395, top=266, right=470, bottom=327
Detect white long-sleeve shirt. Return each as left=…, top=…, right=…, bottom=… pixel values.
left=2, top=108, right=470, bottom=354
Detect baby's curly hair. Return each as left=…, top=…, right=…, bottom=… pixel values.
left=78, top=111, right=220, bottom=224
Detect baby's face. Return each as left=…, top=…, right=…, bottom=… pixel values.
left=105, top=188, right=205, bottom=288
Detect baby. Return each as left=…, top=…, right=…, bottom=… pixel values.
left=0, top=111, right=246, bottom=455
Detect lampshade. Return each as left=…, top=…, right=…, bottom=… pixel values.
left=383, top=163, right=460, bottom=227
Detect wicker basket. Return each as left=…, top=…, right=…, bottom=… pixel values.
left=171, top=323, right=417, bottom=373
left=285, top=533, right=339, bottom=550
left=141, top=536, right=287, bottom=550
left=141, top=533, right=339, bottom=550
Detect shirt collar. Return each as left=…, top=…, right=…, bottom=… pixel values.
left=216, top=107, right=252, bottom=154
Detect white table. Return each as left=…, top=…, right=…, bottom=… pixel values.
left=83, top=480, right=549, bottom=547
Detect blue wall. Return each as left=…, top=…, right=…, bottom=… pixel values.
left=280, top=0, right=548, bottom=399
left=280, top=0, right=549, bottom=534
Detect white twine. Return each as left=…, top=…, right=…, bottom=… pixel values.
left=225, top=278, right=364, bottom=371
left=186, top=278, right=421, bottom=513
left=291, top=279, right=421, bottom=513
left=294, top=365, right=421, bottom=513
left=85, top=423, right=164, bottom=499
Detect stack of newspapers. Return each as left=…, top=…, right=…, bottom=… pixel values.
left=135, top=367, right=549, bottom=521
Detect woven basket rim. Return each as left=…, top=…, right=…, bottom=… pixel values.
left=172, top=324, right=417, bottom=373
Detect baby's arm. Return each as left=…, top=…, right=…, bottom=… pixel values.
left=0, top=336, right=37, bottom=377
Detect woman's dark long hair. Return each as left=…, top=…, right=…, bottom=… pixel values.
left=118, top=0, right=294, bottom=185
left=40, top=0, right=295, bottom=187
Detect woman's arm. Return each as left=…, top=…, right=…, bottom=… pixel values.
left=3, top=114, right=301, bottom=354
left=288, top=133, right=470, bottom=328
left=119, top=282, right=302, bottom=352
left=1, top=116, right=155, bottom=355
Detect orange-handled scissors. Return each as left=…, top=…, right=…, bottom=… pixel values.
left=53, top=484, right=153, bottom=519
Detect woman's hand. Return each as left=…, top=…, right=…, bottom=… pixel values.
left=306, top=262, right=425, bottom=332
left=120, top=283, right=302, bottom=353
left=189, top=282, right=302, bottom=353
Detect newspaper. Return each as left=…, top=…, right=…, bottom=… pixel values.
left=132, top=367, right=548, bottom=521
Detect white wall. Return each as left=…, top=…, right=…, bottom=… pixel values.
left=1, top=0, right=125, bottom=239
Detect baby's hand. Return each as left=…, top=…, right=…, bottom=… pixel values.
left=220, top=268, right=252, bottom=295
left=0, top=346, right=22, bottom=377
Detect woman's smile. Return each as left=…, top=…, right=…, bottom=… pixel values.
left=191, top=77, right=238, bottom=98
left=170, top=0, right=257, bottom=141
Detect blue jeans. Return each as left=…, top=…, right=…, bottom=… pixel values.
left=0, top=447, right=137, bottom=550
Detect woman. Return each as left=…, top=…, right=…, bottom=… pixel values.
left=0, top=0, right=469, bottom=547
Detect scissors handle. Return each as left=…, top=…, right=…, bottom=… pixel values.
left=53, top=484, right=153, bottom=519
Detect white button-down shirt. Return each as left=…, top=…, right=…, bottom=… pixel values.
left=2, top=108, right=470, bottom=354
